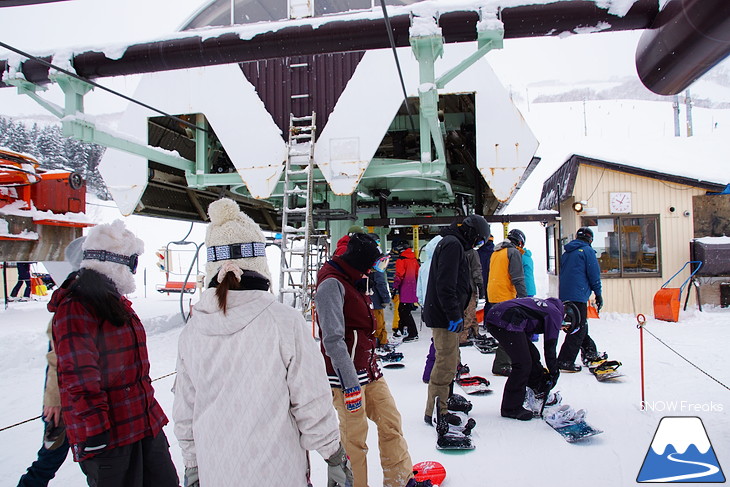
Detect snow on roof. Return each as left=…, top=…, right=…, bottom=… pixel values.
left=695, top=236, right=730, bottom=244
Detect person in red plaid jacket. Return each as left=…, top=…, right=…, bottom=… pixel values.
left=50, top=220, right=178, bottom=487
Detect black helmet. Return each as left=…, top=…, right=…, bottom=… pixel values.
left=392, top=239, right=410, bottom=253
left=507, top=228, right=526, bottom=248
left=576, top=227, right=594, bottom=243
left=562, top=301, right=581, bottom=334
left=462, top=215, right=490, bottom=241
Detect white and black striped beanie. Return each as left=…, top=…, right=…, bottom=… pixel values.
left=205, top=198, right=271, bottom=283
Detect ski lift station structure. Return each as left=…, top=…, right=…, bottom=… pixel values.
left=2, top=0, right=729, bottom=311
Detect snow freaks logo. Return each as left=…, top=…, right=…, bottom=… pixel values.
left=637, top=416, right=726, bottom=483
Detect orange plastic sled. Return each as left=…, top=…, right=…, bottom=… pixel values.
left=653, top=261, right=703, bottom=323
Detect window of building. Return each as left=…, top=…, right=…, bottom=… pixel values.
left=546, top=224, right=557, bottom=274
left=581, top=215, right=660, bottom=277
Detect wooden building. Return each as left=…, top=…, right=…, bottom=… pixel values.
left=539, top=154, right=727, bottom=315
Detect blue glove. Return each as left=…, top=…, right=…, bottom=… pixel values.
left=447, top=318, right=464, bottom=333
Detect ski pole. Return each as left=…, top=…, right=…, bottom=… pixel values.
left=636, top=313, right=646, bottom=410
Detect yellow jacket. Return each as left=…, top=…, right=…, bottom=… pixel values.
left=487, top=241, right=527, bottom=303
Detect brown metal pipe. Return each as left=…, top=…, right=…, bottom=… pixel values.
left=1, top=0, right=658, bottom=88
left=636, top=0, right=730, bottom=95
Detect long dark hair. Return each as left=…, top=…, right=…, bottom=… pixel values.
left=67, top=268, right=131, bottom=327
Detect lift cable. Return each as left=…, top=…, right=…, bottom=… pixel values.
left=0, top=39, right=210, bottom=135
left=378, top=0, right=416, bottom=131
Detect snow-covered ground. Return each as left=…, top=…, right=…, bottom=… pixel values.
left=1, top=284, right=729, bottom=486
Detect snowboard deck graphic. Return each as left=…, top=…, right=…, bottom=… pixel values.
left=455, top=375, right=493, bottom=395
left=547, top=420, right=603, bottom=443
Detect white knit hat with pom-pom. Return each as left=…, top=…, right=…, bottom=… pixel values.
left=205, top=198, right=271, bottom=284
left=82, top=220, right=144, bottom=295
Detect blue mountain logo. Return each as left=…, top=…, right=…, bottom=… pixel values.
left=637, top=416, right=725, bottom=483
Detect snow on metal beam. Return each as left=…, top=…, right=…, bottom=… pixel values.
left=99, top=64, right=286, bottom=214
left=0, top=0, right=658, bottom=88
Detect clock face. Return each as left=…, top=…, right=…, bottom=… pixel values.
left=609, top=192, right=632, bottom=213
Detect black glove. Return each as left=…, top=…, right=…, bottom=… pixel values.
left=550, top=368, right=560, bottom=387
left=595, top=295, right=603, bottom=313
left=83, top=430, right=110, bottom=455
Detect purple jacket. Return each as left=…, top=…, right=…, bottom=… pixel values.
left=485, top=297, right=564, bottom=372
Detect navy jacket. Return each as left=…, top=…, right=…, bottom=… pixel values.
left=422, top=224, right=471, bottom=329
left=368, top=270, right=390, bottom=310
left=559, top=239, right=602, bottom=302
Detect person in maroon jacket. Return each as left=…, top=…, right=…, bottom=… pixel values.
left=50, top=220, right=178, bottom=487
left=316, top=233, right=428, bottom=487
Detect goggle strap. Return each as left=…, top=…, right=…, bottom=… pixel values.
left=83, top=250, right=137, bottom=272
left=207, top=242, right=266, bottom=262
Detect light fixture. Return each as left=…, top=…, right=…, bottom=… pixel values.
left=572, top=201, right=587, bottom=212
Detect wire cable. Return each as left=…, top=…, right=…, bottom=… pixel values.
left=378, top=0, right=416, bottom=131
left=642, top=324, right=729, bottom=392
left=0, top=371, right=178, bottom=433
left=0, top=40, right=210, bottom=134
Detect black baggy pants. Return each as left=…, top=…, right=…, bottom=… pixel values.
left=557, top=301, right=597, bottom=364
left=80, top=431, right=178, bottom=487
left=487, top=325, right=544, bottom=414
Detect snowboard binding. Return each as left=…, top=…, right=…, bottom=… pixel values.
left=447, top=394, right=473, bottom=414
left=434, top=396, right=474, bottom=450
left=591, top=360, right=622, bottom=381
left=377, top=351, right=404, bottom=363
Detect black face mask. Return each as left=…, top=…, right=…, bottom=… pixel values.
left=354, top=277, right=369, bottom=293
left=459, top=224, right=481, bottom=249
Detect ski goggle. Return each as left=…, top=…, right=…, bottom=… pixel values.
left=474, top=239, right=485, bottom=249
left=83, top=250, right=139, bottom=274
left=372, top=255, right=390, bottom=273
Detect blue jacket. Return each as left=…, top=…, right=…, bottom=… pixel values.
left=522, top=248, right=536, bottom=297
left=559, top=239, right=602, bottom=302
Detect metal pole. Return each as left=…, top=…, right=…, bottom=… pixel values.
left=638, top=314, right=647, bottom=409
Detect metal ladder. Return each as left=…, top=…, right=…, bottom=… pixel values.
left=278, top=112, right=324, bottom=317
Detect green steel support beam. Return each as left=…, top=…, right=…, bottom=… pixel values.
left=5, top=78, right=64, bottom=119
left=8, top=73, right=196, bottom=174
left=435, top=27, right=504, bottom=89
left=410, top=34, right=447, bottom=172
left=185, top=114, right=211, bottom=188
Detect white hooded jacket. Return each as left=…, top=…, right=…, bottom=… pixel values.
left=173, top=288, right=340, bottom=486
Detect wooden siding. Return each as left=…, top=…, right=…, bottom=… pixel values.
left=548, top=163, right=708, bottom=315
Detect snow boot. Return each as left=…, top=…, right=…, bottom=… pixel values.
left=501, top=407, right=533, bottom=421
left=558, top=361, right=581, bottom=373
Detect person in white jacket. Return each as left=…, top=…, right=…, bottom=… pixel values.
left=173, top=198, right=352, bottom=487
